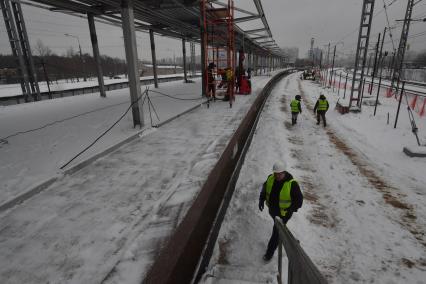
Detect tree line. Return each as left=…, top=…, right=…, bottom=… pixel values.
left=0, top=40, right=128, bottom=84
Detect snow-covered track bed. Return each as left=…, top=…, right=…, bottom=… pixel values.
left=202, top=73, right=426, bottom=284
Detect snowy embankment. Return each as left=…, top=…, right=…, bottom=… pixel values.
left=0, top=73, right=193, bottom=98
left=0, top=73, right=278, bottom=283
left=202, top=72, right=426, bottom=283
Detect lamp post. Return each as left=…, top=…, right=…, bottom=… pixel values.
left=329, top=41, right=344, bottom=89
left=65, top=33, right=87, bottom=81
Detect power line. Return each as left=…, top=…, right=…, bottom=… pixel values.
left=383, top=0, right=397, bottom=51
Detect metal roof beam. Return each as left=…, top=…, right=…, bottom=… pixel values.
left=234, top=15, right=260, bottom=23
left=251, top=35, right=270, bottom=40
left=244, top=28, right=267, bottom=34
left=34, top=0, right=105, bottom=14
left=211, top=1, right=258, bottom=16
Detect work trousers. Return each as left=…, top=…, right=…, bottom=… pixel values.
left=291, top=112, right=299, bottom=125
left=316, top=110, right=327, bottom=126
left=266, top=212, right=293, bottom=257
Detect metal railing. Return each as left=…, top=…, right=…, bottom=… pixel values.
left=275, top=217, right=328, bottom=284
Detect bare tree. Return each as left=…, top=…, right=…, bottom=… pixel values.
left=35, top=39, right=53, bottom=57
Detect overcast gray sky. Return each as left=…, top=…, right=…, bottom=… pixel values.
left=1, top=0, right=426, bottom=61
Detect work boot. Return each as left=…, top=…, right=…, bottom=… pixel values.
left=316, top=121, right=320, bottom=125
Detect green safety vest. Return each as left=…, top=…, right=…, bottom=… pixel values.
left=290, top=100, right=300, bottom=113
left=317, top=99, right=328, bottom=111
left=265, top=174, right=294, bottom=216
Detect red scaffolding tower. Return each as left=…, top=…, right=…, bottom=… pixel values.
left=201, top=0, right=235, bottom=107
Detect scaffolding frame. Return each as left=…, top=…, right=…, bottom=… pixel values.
left=201, top=0, right=235, bottom=107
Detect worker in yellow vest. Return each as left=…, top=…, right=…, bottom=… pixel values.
left=259, top=161, right=303, bottom=261
left=290, top=95, right=302, bottom=125
left=313, top=94, right=329, bottom=127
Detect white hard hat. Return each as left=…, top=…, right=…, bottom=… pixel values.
left=272, top=161, right=286, bottom=173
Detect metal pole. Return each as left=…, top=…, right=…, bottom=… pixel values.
left=337, top=73, right=342, bottom=96
left=343, top=73, right=348, bottom=99
left=325, top=43, right=330, bottom=88
left=278, top=238, right=283, bottom=284
left=374, top=55, right=386, bottom=116
left=330, top=45, right=336, bottom=89
left=372, top=33, right=381, bottom=78
left=76, top=37, right=87, bottom=82
left=200, top=2, right=207, bottom=97
left=360, top=78, right=366, bottom=108
left=88, top=13, right=106, bottom=97
left=369, top=33, right=381, bottom=95
left=121, top=0, right=143, bottom=127
left=182, top=38, right=188, bottom=83
left=388, top=52, right=395, bottom=79
left=149, top=29, right=158, bottom=88
left=394, top=81, right=405, bottom=128
left=41, top=59, right=51, bottom=99
left=365, top=53, right=372, bottom=77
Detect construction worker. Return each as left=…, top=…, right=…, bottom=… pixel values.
left=314, top=94, right=329, bottom=127
left=290, top=95, right=302, bottom=125
left=207, top=62, right=216, bottom=101
left=258, top=162, right=303, bottom=262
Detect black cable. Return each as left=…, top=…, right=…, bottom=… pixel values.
left=60, top=89, right=148, bottom=169
left=148, top=89, right=205, bottom=101
left=403, top=92, right=422, bottom=145
left=0, top=100, right=129, bottom=142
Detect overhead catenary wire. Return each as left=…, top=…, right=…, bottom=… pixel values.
left=323, top=0, right=400, bottom=54
left=382, top=0, right=397, bottom=51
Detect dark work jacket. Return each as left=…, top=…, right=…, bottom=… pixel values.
left=259, top=172, right=303, bottom=217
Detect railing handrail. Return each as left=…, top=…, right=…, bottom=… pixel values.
left=275, top=217, right=328, bottom=284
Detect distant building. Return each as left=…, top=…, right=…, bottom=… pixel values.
left=282, top=47, right=299, bottom=63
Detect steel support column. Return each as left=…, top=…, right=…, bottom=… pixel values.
left=149, top=29, right=158, bottom=88
left=88, top=13, right=106, bottom=97
left=182, top=38, right=188, bottom=83
left=190, top=41, right=196, bottom=76
left=121, top=0, right=143, bottom=127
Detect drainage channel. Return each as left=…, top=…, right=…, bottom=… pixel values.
left=143, top=69, right=294, bottom=284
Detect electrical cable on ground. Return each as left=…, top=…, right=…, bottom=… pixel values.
left=148, top=89, right=205, bottom=101
left=60, top=88, right=149, bottom=169
left=0, top=100, right=129, bottom=143
left=403, top=91, right=422, bottom=145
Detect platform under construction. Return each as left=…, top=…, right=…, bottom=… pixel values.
left=1, top=0, right=287, bottom=126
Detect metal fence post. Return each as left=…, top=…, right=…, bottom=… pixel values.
left=278, top=238, right=283, bottom=284
left=394, top=81, right=406, bottom=128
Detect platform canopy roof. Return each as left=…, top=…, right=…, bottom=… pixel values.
left=23, top=0, right=285, bottom=57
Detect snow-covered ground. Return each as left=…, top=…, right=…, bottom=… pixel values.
left=0, top=73, right=193, bottom=98
left=0, top=73, right=276, bottom=283
left=1, top=70, right=425, bottom=283
left=0, top=78, right=203, bottom=204
left=202, top=72, right=426, bottom=283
